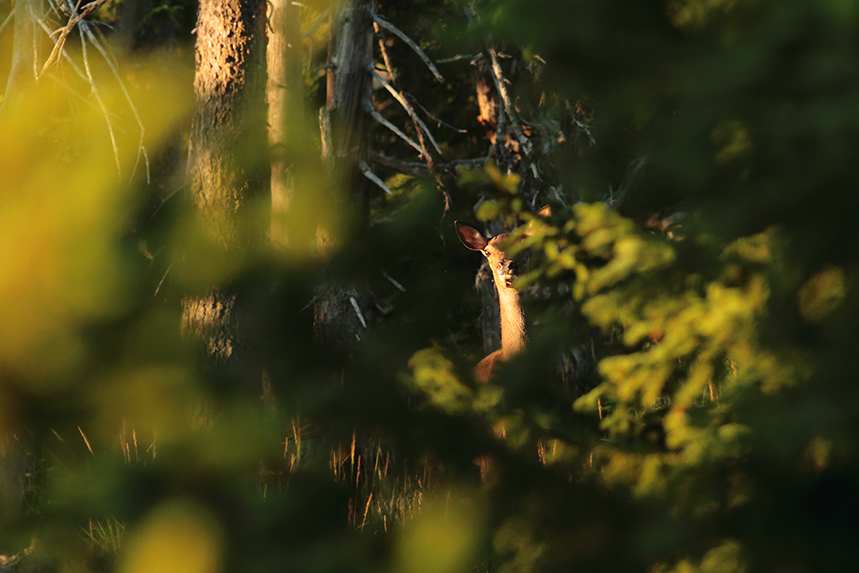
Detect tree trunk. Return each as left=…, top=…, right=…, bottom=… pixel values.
left=313, top=0, right=374, bottom=356
left=267, top=0, right=303, bottom=247
left=182, top=0, right=268, bottom=385
left=326, top=0, right=374, bottom=225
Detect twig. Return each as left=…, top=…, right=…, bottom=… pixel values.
left=373, top=17, right=452, bottom=213
left=373, top=14, right=444, bottom=83
left=0, top=9, right=15, bottom=38
left=371, top=68, right=441, bottom=155
left=78, top=426, right=95, bottom=457
left=34, top=13, right=90, bottom=83
left=300, top=8, right=327, bottom=39
left=435, top=54, right=476, bottom=64
left=370, top=108, right=425, bottom=157
left=81, top=20, right=150, bottom=182
left=40, top=0, right=107, bottom=77
left=381, top=269, right=405, bottom=292
left=153, top=262, right=173, bottom=298
left=407, top=93, right=467, bottom=133
left=151, top=182, right=189, bottom=218
left=374, top=25, right=434, bottom=163
left=349, top=296, right=368, bottom=329
left=301, top=8, right=328, bottom=72
left=78, top=22, right=121, bottom=176
left=359, top=161, right=392, bottom=195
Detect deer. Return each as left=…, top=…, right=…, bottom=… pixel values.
left=455, top=210, right=548, bottom=381
left=455, top=212, right=550, bottom=482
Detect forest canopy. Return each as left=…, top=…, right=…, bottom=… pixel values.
left=1, top=0, right=858, bottom=572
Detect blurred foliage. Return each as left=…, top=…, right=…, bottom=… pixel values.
left=2, top=0, right=859, bottom=572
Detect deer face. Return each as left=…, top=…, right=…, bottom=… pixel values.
left=455, top=224, right=525, bottom=288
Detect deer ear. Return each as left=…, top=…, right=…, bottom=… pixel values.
left=455, top=222, right=488, bottom=252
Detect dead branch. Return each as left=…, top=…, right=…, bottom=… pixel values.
left=407, top=94, right=467, bottom=133
left=371, top=153, right=486, bottom=177
left=371, top=68, right=441, bottom=155
left=372, top=14, right=444, bottom=83
left=488, top=47, right=533, bottom=159
left=0, top=9, right=15, bottom=37
left=373, top=24, right=435, bottom=164
left=369, top=108, right=425, bottom=157
left=80, top=18, right=150, bottom=181
left=359, top=160, right=392, bottom=195
left=300, top=7, right=327, bottom=72
left=435, top=54, right=477, bottom=64
left=39, top=0, right=107, bottom=77
left=77, top=22, right=121, bottom=175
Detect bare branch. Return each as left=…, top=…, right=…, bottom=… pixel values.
left=381, top=269, right=405, bottom=292
left=39, top=0, right=107, bottom=77
left=371, top=153, right=487, bottom=177
left=80, top=20, right=150, bottom=181
left=0, top=9, right=15, bottom=38
left=435, top=54, right=477, bottom=64
left=370, top=108, right=425, bottom=157
left=349, top=296, right=368, bottom=329
left=78, top=23, right=121, bottom=176
left=301, top=8, right=328, bottom=72
left=359, top=160, right=392, bottom=195
left=407, top=94, right=467, bottom=133
left=488, top=47, right=533, bottom=158
left=373, top=14, right=444, bottom=83
left=154, top=262, right=173, bottom=298
left=301, top=8, right=327, bottom=39
left=374, top=24, right=434, bottom=163
left=371, top=68, right=442, bottom=155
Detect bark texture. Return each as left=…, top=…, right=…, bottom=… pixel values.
left=326, top=0, right=374, bottom=224
left=183, top=0, right=268, bottom=373
left=188, top=0, right=268, bottom=251
left=313, top=0, right=375, bottom=356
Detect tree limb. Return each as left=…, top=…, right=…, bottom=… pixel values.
left=369, top=107, right=425, bottom=157
left=359, top=160, right=392, bottom=195
left=371, top=68, right=442, bottom=155
left=371, top=153, right=487, bottom=177
left=373, top=14, right=444, bottom=83
left=39, top=0, right=107, bottom=77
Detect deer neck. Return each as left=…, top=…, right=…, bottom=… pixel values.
left=495, top=280, right=526, bottom=359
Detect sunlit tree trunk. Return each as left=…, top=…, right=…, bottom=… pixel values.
left=182, top=0, right=269, bottom=387
left=267, top=0, right=303, bottom=247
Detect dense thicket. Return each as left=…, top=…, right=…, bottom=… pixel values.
left=1, top=0, right=858, bottom=571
